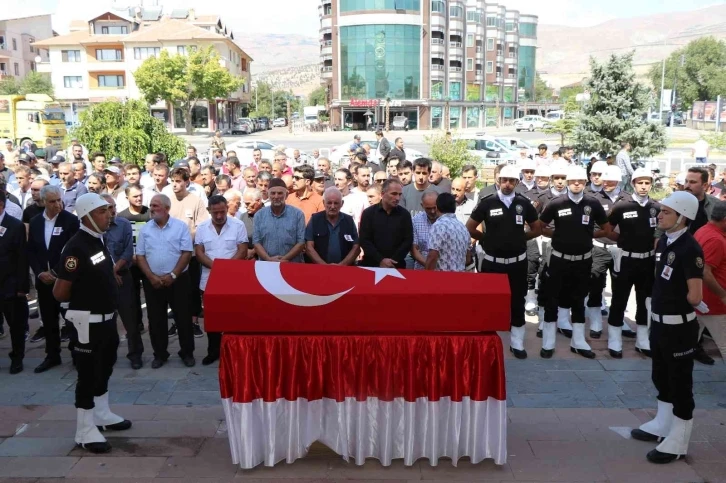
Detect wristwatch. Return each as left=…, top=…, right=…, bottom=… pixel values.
left=169, top=272, right=177, bottom=280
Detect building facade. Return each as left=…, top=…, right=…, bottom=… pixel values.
left=319, top=0, right=537, bottom=130
left=33, top=8, right=252, bottom=133
left=0, top=14, right=53, bottom=80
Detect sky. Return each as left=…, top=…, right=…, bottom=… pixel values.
left=16, top=0, right=723, bottom=36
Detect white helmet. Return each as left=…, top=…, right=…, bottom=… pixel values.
left=517, top=158, right=536, bottom=171
left=675, top=173, right=686, bottom=186
left=601, top=165, right=622, bottom=182
left=534, top=166, right=550, bottom=178
left=589, top=161, right=609, bottom=174
left=75, top=193, right=109, bottom=219
left=549, top=162, right=570, bottom=177
left=566, top=166, right=588, bottom=181
left=498, top=164, right=521, bottom=181
left=660, top=191, right=699, bottom=220
left=631, top=167, right=653, bottom=181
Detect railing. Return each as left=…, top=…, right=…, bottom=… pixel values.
left=476, top=70, right=482, bottom=76
left=321, top=40, right=332, bottom=47
left=431, top=38, right=444, bottom=45
left=449, top=41, right=462, bottom=48
left=321, top=66, right=333, bottom=72
left=432, top=64, right=445, bottom=71
left=450, top=66, right=462, bottom=72
left=508, top=74, right=516, bottom=79
left=508, top=52, right=516, bottom=58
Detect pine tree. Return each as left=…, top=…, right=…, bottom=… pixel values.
left=573, top=52, right=667, bottom=159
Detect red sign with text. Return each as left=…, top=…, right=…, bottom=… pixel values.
left=349, top=99, right=380, bottom=108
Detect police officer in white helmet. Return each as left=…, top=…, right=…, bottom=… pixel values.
left=53, top=193, right=132, bottom=453
left=524, top=166, right=551, bottom=316
left=586, top=161, right=609, bottom=195
left=631, top=190, right=705, bottom=464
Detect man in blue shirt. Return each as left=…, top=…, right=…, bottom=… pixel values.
left=59, top=161, right=88, bottom=214
left=253, top=178, right=305, bottom=263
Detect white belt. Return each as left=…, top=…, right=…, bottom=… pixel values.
left=651, top=312, right=696, bottom=325
left=592, top=240, right=614, bottom=249
left=482, top=252, right=527, bottom=265
left=551, top=249, right=592, bottom=261
left=88, top=313, right=116, bottom=323
left=540, top=236, right=551, bottom=243
left=622, top=249, right=656, bottom=259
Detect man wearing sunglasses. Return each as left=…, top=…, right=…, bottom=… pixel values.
left=287, top=165, right=324, bottom=224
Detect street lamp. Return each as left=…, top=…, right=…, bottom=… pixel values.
left=385, top=96, right=391, bottom=132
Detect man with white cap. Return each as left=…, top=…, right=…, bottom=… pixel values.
left=524, top=166, right=552, bottom=316
left=467, top=165, right=541, bottom=358
left=52, top=193, right=132, bottom=453
left=630, top=190, right=704, bottom=464
left=538, top=165, right=611, bottom=358
left=515, top=158, right=537, bottom=194
left=607, top=168, right=660, bottom=358
left=586, top=161, right=609, bottom=195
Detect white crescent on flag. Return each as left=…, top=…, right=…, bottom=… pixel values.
left=254, top=261, right=355, bottom=307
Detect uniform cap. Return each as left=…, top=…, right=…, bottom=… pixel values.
left=18, top=153, right=30, bottom=163
left=631, top=167, right=653, bottom=181
left=34, top=149, right=46, bottom=158
left=566, top=166, right=588, bottom=181
left=589, top=161, right=609, bottom=174
left=75, top=193, right=109, bottom=219
left=660, top=191, right=698, bottom=220
left=498, top=164, right=522, bottom=181
left=517, top=158, right=536, bottom=171
left=534, top=166, right=550, bottom=178
left=50, top=155, right=65, bottom=164
left=313, top=170, right=325, bottom=179
left=549, top=162, right=570, bottom=176
left=601, top=165, right=622, bottom=182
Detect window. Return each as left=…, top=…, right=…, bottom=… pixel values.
left=134, top=47, right=160, bottom=60
left=466, top=11, right=481, bottom=22
left=466, top=58, right=474, bottom=71
left=98, top=75, right=124, bottom=87
left=431, top=0, right=445, bottom=13
left=12, top=38, right=17, bottom=50
left=449, top=82, right=461, bottom=101
left=62, top=50, right=82, bottom=62
left=241, top=58, right=247, bottom=71
left=449, top=6, right=463, bottom=17
left=177, top=46, right=187, bottom=55
left=519, top=22, right=537, bottom=37
left=486, top=61, right=493, bottom=73
left=486, top=38, right=494, bottom=51
left=0, top=36, right=4, bottom=48
left=505, top=22, right=516, bottom=32
left=0, top=62, right=5, bottom=73
left=63, top=76, right=83, bottom=88
left=101, top=25, right=128, bottom=34
left=14, top=63, right=19, bottom=75
left=486, top=16, right=497, bottom=27
left=340, top=0, right=420, bottom=12
left=323, top=4, right=332, bottom=15
left=29, top=40, right=35, bottom=53
left=96, top=49, right=122, bottom=61
left=466, top=34, right=474, bottom=47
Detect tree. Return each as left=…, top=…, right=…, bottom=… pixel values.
left=534, top=74, right=553, bottom=102
left=425, top=132, right=478, bottom=178
left=0, top=77, right=18, bottom=95
left=133, top=46, right=244, bottom=134
left=573, top=52, right=667, bottom=159
left=558, top=84, right=585, bottom=102
left=648, top=37, right=726, bottom=111
left=308, top=86, right=327, bottom=107
left=543, top=98, right=579, bottom=146
left=0, top=72, right=54, bottom=96
left=71, top=99, right=186, bottom=164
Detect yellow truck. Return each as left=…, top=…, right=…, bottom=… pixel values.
left=0, top=94, right=67, bottom=148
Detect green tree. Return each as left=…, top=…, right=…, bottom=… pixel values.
left=133, top=46, right=244, bottom=134
left=71, top=99, right=185, bottom=164
left=0, top=72, right=54, bottom=96
left=558, top=84, right=585, bottom=102
left=543, top=98, right=580, bottom=146
left=534, top=74, right=553, bottom=102
left=308, top=86, right=327, bottom=107
left=0, top=77, right=19, bottom=95
left=648, top=37, right=726, bottom=111
left=425, top=132, right=478, bottom=177
left=573, top=52, right=667, bottom=159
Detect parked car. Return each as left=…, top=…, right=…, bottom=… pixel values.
left=226, top=139, right=279, bottom=166
left=231, top=120, right=251, bottom=135
left=495, top=137, right=537, bottom=157
left=258, top=117, right=271, bottom=130
left=392, top=115, right=409, bottom=131
left=238, top=118, right=256, bottom=133
left=272, top=118, right=287, bottom=128
left=514, top=115, right=547, bottom=132
left=329, top=140, right=379, bottom=166
left=455, top=134, right=518, bottom=164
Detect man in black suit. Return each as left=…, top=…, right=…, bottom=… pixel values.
left=0, top=191, right=29, bottom=374
left=27, top=185, right=80, bottom=373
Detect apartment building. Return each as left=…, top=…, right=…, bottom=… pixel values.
left=33, top=7, right=252, bottom=132
left=318, top=0, right=537, bottom=130
left=0, top=13, right=53, bottom=80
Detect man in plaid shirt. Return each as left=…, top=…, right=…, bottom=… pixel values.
left=425, top=193, right=470, bottom=272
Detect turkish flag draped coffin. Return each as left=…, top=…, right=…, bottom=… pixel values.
left=204, top=260, right=511, bottom=333
left=219, top=333, right=507, bottom=468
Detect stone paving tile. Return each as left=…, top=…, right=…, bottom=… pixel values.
left=68, top=437, right=206, bottom=457
left=39, top=404, right=161, bottom=421
left=552, top=408, right=642, bottom=426
left=417, top=458, right=512, bottom=480
left=135, top=392, right=172, bottom=405
left=66, top=456, right=167, bottom=478
left=326, top=458, right=423, bottom=480
left=0, top=437, right=75, bottom=456
left=509, top=393, right=602, bottom=408
left=600, top=455, right=704, bottom=483
left=167, top=391, right=226, bottom=406
left=508, top=408, right=560, bottom=424
left=508, top=422, right=584, bottom=442
left=102, top=420, right=222, bottom=439
left=25, top=391, right=77, bottom=405
left=158, top=439, right=239, bottom=479
left=691, top=462, right=726, bottom=483
left=508, top=457, right=607, bottom=481
left=0, top=456, right=79, bottom=478
left=154, top=406, right=225, bottom=421
left=0, top=406, right=50, bottom=421
left=607, top=370, right=652, bottom=382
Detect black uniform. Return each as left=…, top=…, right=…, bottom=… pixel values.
left=55, top=229, right=119, bottom=410
left=524, top=187, right=548, bottom=292
left=470, top=191, right=538, bottom=328
left=535, top=188, right=569, bottom=311
left=650, top=231, right=703, bottom=421
left=0, top=213, right=29, bottom=369
left=608, top=197, right=660, bottom=328
left=539, top=194, right=608, bottom=324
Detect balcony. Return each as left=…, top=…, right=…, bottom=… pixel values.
left=431, top=38, right=444, bottom=45
left=320, top=41, right=332, bottom=56
left=449, top=66, right=462, bottom=72
left=321, top=39, right=332, bottom=47
left=449, top=41, right=462, bottom=48
left=431, top=64, right=445, bottom=71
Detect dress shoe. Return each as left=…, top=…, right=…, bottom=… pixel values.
left=540, top=348, right=554, bottom=359
left=60, top=325, right=70, bottom=342
left=202, top=354, right=219, bottom=366
left=557, top=328, right=572, bottom=338
left=29, top=326, right=45, bottom=343
left=130, top=359, right=143, bottom=370
left=609, top=349, right=623, bottom=359
left=510, top=346, right=527, bottom=359
left=693, top=346, right=715, bottom=365
left=29, top=309, right=39, bottom=319
left=9, top=361, right=23, bottom=374
left=646, top=448, right=682, bottom=464
left=182, top=356, right=196, bottom=368
left=151, top=358, right=166, bottom=369
left=34, top=358, right=62, bottom=373
left=635, top=347, right=652, bottom=358
left=631, top=428, right=661, bottom=442
left=590, top=330, right=602, bottom=339
left=525, top=308, right=537, bottom=317
left=77, top=441, right=112, bottom=454
left=97, top=420, right=132, bottom=432
left=622, top=329, right=636, bottom=338
left=570, top=347, right=596, bottom=359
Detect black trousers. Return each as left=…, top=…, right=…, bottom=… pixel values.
left=37, top=282, right=64, bottom=360
left=130, top=266, right=144, bottom=328
left=201, top=290, right=221, bottom=358
left=143, top=271, right=194, bottom=360
left=188, top=257, right=203, bottom=318
left=608, top=256, right=655, bottom=327
left=544, top=255, right=592, bottom=324
left=67, top=317, right=119, bottom=410
left=587, top=246, right=612, bottom=308
left=116, top=270, right=144, bottom=361
left=1, top=295, right=28, bottom=363
left=650, top=319, right=698, bottom=420
left=481, top=257, right=528, bottom=328
left=526, top=239, right=540, bottom=290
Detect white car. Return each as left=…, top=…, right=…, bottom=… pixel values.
left=496, top=137, right=537, bottom=157
left=329, top=140, right=379, bottom=166
left=272, top=118, right=286, bottom=128
left=455, top=134, right=518, bottom=164
left=226, top=139, right=278, bottom=166
left=514, top=115, right=547, bottom=132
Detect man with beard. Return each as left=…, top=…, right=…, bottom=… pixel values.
left=240, top=188, right=263, bottom=259
left=115, top=165, right=153, bottom=213
left=252, top=178, right=305, bottom=263
left=397, top=160, right=413, bottom=186
left=59, top=162, right=89, bottom=214
left=86, top=173, right=106, bottom=194
left=201, top=166, right=219, bottom=198
left=430, top=161, right=451, bottom=193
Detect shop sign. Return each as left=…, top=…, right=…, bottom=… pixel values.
left=350, top=99, right=379, bottom=108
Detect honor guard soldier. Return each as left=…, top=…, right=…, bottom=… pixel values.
left=524, top=166, right=551, bottom=315
left=607, top=168, right=659, bottom=358
left=53, top=193, right=132, bottom=454
left=538, top=166, right=611, bottom=359
left=631, top=191, right=704, bottom=464
left=586, top=165, right=631, bottom=338
left=515, top=158, right=537, bottom=194
left=585, top=161, right=609, bottom=195
left=467, top=165, right=541, bottom=358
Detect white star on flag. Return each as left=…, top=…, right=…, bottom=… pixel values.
left=358, top=267, right=406, bottom=285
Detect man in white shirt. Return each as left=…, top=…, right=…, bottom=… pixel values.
left=692, top=139, right=710, bottom=164
left=162, top=160, right=208, bottom=207
left=194, top=195, right=248, bottom=365
left=334, top=168, right=366, bottom=227
left=11, top=166, right=32, bottom=210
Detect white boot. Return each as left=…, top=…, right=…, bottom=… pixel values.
left=541, top=321, right=557, bottom=357
left=525, top=289, right=537, bottom=313
left=586, top=307, right=603, bottom=335
left=75, top=408, right=110, bottom=453
left=634, top=400, right=674, bottom=440
left=570, top=324, right=595, bottom=358
left=635, top=325, right=651, bottom=357
left=538, top=307, right=544, bottom=332
left=557, top=307, right=573, bottom=335
left=608, top=325, right=623, bottom=358
left=510, top=326, right=527, bottom=358
left=649, top=416, right=693, bottom=463
left=94, top=392, right=131, bottom=431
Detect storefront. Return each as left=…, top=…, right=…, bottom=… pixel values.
left=339, top=99, right=420, bottom=130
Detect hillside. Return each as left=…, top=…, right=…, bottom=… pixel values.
left=254, top=64, right=321, bottom=97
